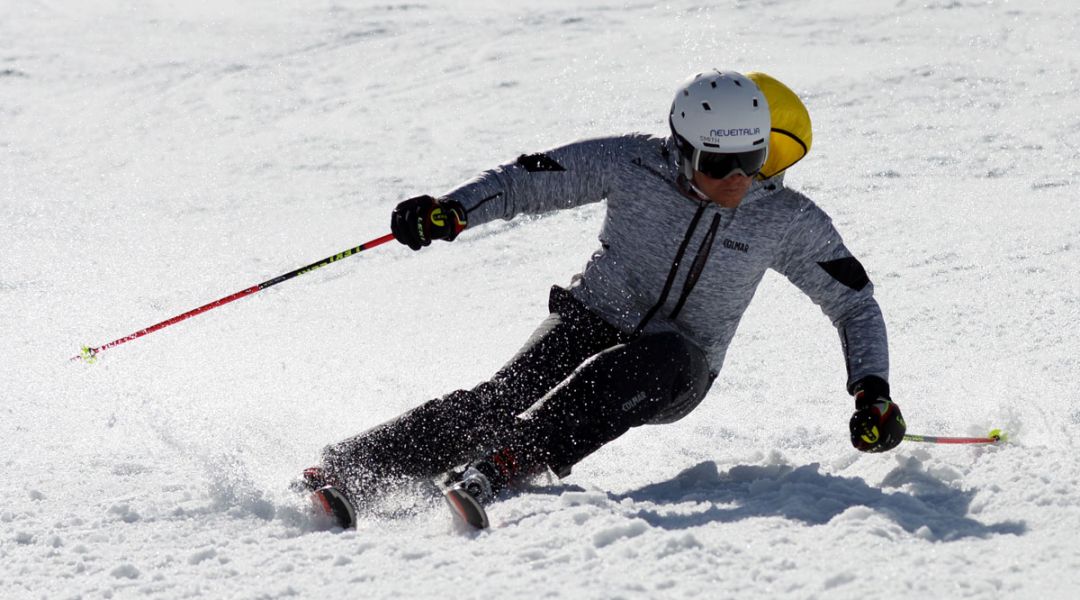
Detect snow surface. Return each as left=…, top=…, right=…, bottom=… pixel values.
left=2, top=0, right=1080, bottom=598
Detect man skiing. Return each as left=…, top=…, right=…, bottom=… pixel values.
left=302, top=70, right=906, bottom=529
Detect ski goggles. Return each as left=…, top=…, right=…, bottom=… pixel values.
left=691, top=146, right=768, bottom=179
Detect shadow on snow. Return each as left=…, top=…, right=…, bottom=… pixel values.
left=612, top=457, right=1025, bottom=542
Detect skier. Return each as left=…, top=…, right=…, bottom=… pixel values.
left=302, top=70, right=907, bottom=529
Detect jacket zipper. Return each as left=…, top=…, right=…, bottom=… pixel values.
left=668, top=212, right=723, bottom=320
left=632, top=201, right=710, bottom=336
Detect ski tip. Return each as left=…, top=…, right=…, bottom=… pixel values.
left=311, top=486, right=358, bottom=530
left=444, top=487, right=490, bottom=530
left=988, top=428, right=1008, bottom=443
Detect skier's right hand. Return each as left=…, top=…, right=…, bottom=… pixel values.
left=391, top=195, right=468, bottom=251
left=848, top=375, right=906, bottom=453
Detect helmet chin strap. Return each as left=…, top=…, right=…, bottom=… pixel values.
left=687, top=180, right=711, bottom=201
left=678, top=156, right=695, bottom=181
left=675, top=170, right=711, bottom=202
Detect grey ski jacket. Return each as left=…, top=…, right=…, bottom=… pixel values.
left=442, top=134, right=888, bottom=391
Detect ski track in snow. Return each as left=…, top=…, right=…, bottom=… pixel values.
left=3, top=1, right=1080, bottom=598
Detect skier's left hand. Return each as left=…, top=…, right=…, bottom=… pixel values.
left=391, top=195, right=468, bottom=251
left=848, top=375, right=906, bottom=452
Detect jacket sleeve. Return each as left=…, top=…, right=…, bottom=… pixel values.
left=440, top=136, right=626, bottom=227
left=770, top=202, right=889, bottom=392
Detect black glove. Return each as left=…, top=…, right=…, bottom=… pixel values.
left=848, top=376, right=906, bottom=453
left=390, top=195, right=468, bottom=251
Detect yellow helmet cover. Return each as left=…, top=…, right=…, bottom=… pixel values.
left=746, top=72, right=813, bottom=179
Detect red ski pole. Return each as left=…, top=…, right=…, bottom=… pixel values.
left=72, top=233, right=396, bottom=363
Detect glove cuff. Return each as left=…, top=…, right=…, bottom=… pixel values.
left=851, top=375, right=891, bottom=409
left=442, top=200, right=468, bottom=241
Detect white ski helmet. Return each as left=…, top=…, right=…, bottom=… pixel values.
left=669, top=70, right=771, bottom=180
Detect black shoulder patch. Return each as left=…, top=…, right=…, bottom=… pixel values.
left=817, top=257, right=870, bottom=291
left=517, top=153, right=566, bottom=172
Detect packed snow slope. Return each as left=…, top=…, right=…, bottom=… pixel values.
left=3, top=1, right=1079, bottom=598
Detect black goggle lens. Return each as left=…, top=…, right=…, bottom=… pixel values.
left=694, top=147, right=768, bottom=179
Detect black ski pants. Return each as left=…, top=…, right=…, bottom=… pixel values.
left=323, top=286, right=713, bottom=488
